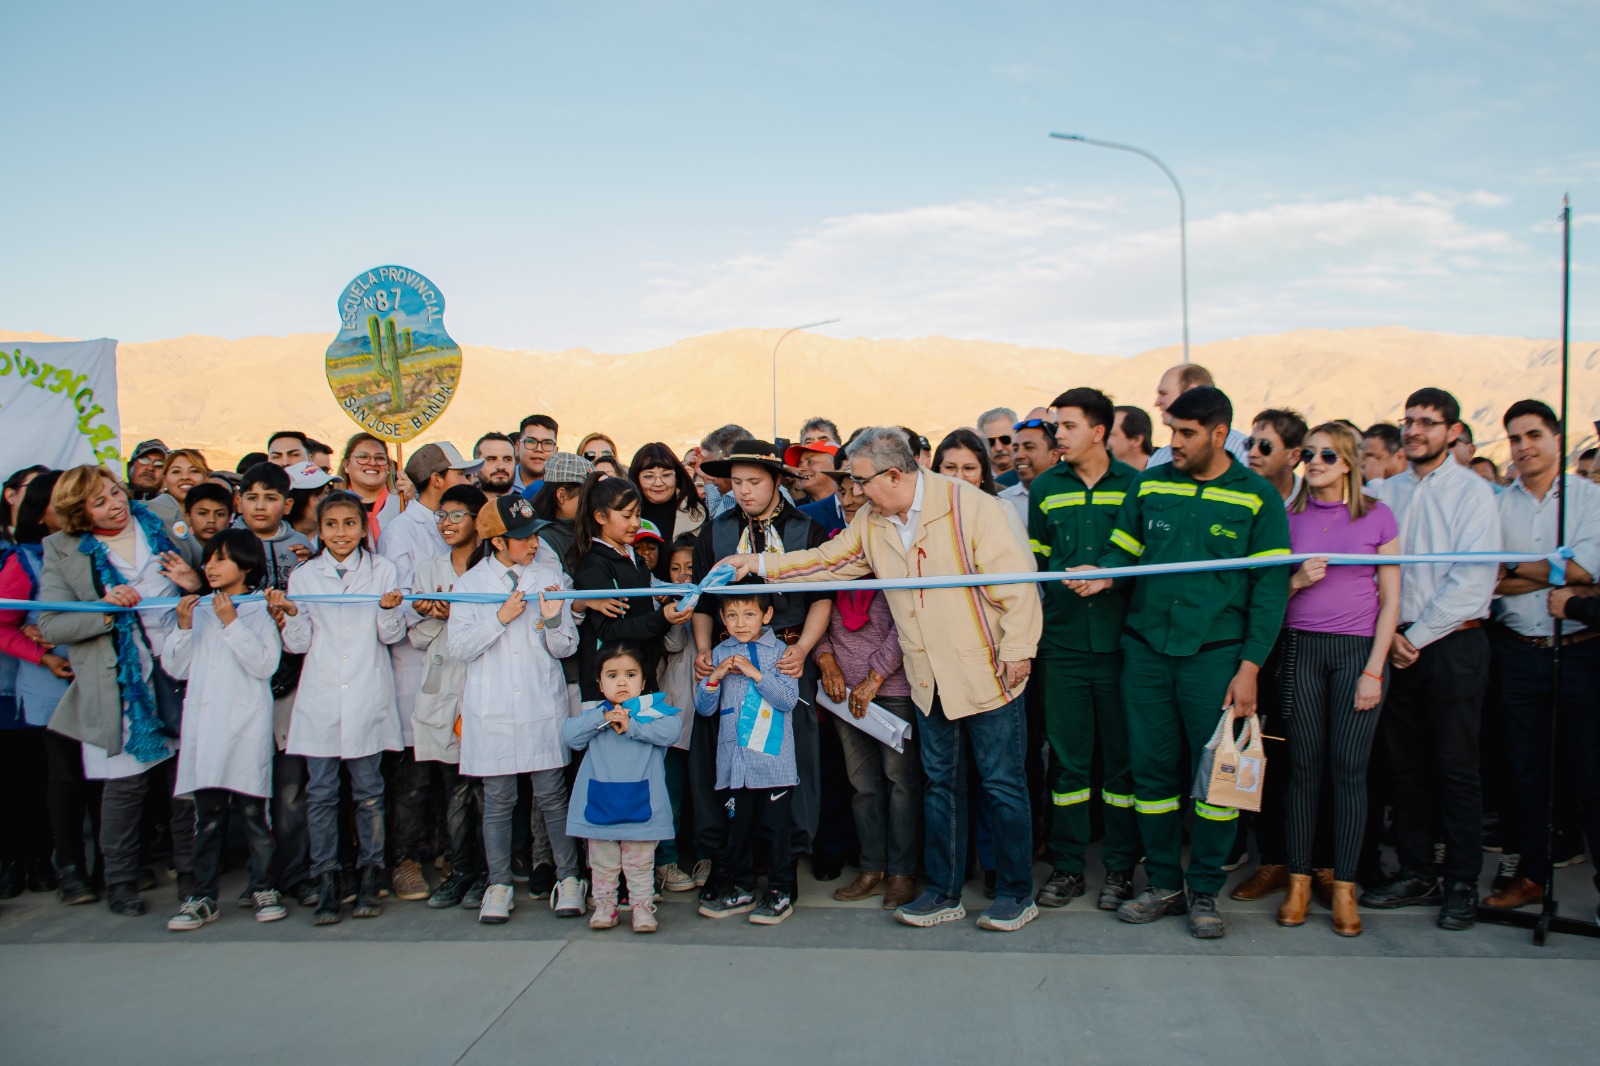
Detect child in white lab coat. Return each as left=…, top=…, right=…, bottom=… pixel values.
left=163, top=529, right=283, bottom=930
left=267, top=491, right=406, bottom=926
left=447, top=493, right=583, bottom=925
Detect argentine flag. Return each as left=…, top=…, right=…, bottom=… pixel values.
left=735, top=686, right=785, bottom=757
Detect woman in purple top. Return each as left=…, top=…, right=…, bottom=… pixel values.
left=812, top=576, right=923, bottom=912
left=1278, top=423, right=1400, bottom=936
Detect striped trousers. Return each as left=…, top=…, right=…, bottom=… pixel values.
left=1284, top=629, right=1385, bottom=881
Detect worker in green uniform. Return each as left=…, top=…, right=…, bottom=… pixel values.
left=1028, top=387, right=1143, bottom=912
left=1076, top=386, right=1290, bottom=939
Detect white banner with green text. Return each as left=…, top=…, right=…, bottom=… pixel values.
left=0, top=339, right=122, bottom=475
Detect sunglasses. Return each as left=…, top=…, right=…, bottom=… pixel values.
left=1013, top=418, right=1059, bottom=436
left=1243, top=437, right=1279, bottom=457
left=583, top=449, right=614, bottom=461
left=1300, top=448, right=1341, bottom=466
left=986, top=435, right=1012, bottom=447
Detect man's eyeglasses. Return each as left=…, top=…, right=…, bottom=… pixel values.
left=1301, top=448, right=1341, bottom=466
left=1013, top=418, right=1059, bottom=436
left=434, top=508, right=473, bottom=523
left=1243, top=437, right=1276, bottom=457
left=524, top=438, right=559, bottom=453
left=1400, top=417, right=1448, bottom=431
left=848, top=468, right=893, bottom=488
left=986, top=435, right=1012, bottom=447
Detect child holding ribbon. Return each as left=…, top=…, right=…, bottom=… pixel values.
left=562, top=641, right=685, bottom=933
left=694, top=591, right=800, bottom=924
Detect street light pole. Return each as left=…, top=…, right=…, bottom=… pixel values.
left=1050, top=132, right=1190, bottom=364
left=771, top=318, right=840, bottom=441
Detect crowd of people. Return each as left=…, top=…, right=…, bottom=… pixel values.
left=1, top=363, right=1597, bottom=940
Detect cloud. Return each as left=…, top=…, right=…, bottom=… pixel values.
left=625, top=189, right=1537, bottom=355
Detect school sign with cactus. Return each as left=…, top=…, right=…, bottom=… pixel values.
left=324, top=265, right=462, bottom=443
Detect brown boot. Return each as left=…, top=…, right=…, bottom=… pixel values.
left=1483, top=876, right=1543, bottom=910
left=1312, top=868, right=1335, bottom=910
left=1230, top=863, right=1288, bottom=901
left=1331, top=880, right=1362, bottom=936
left=1277, top=873, right=1312, bottom=926
left=881, top=875, right=916, bottom=910
left=832, top=870, right=886, bottom=902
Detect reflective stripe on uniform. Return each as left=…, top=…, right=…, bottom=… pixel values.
left=1091, top=491, right=1125, bottom=507
left=1248, top=547, right=1291, bottom=558
left=1100, top=790, right=1135, bottom=808
left=1194, top=801, right=1239, bottom=822
left=1051, top=788, right=1092, bottom=807
left=1030, top=539, right=1052, bottom=557
left=1139, top=481, right=1198, bottom=499
left=1199, top=486, right=1263, bottom=514
left=1134, top=796, right=1180, bottom=815
left=1109, top=528, right=1144, bottom=557
left=1041, top=492, right=1086, bottom=511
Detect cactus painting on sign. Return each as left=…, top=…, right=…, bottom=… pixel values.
left=324, top=265, right=462, bottom=443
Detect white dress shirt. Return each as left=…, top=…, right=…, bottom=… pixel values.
left=887, top=470, right=927, bottom=553
left=1493, top=474, right=1600, bottom=637
left=1370, top=456, right=1502, bottom=649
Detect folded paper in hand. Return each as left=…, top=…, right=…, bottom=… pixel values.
left=815, top=690, right=911, bottom=753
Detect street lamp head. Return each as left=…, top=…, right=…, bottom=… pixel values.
left=1048, top=132, right=1085, bottom=141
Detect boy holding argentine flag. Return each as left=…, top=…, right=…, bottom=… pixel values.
left=694, top=591, right=800, bottom=925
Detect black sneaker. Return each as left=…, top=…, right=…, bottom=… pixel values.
left=698, top=887, right=757, bottom=919
left=291, top=879, right=321, bottom=908
left=1117, top=885, right=1187, bottom=924
left=1098, top=870, right=1135, bottom=911
left=461, top=874, right=489, bottom=909
left=56, top=866, right=99, bottom=906
left=1187, top=891, right=1225, bottom=938
left=1437, top=881, right=1477, bottom=931
left=1036, top=871, right=1086, bottom=908
left=527, top=861, right=557, bottom=898
left=749, top=889, right=794, bottom=925
left=1491, top=854, right=1520, bottom=893
left=106, top=882, right=146, bottom=916
left=428, top=870, right=475, bottom=909
left=1359, top=870, right=1443, bottom=909
left=811, top=854, right=844, bottom=882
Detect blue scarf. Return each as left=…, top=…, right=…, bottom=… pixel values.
left=78, top=502, right=179, bottom=762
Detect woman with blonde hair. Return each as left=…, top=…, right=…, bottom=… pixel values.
left=1275, top=423, right=1400, bottom=936
left=161, top=449, right=210, bottom=503
left=37, top=465, right=204, bottom=916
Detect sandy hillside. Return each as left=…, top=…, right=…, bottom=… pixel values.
left=4, top=326, right=1596, bottom=468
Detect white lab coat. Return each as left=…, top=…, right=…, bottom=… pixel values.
left=447, top=556, right=578, bottom=777
left=408, top=553, right=468, bottom=764
left=378, top=501, right=448, bottom=747
left=282, top=548, right=406, bottom=759
left=81, top=524, right=180, bottom=780
left=164, top=600, right=281, bottom=797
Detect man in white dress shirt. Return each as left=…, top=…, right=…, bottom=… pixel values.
left=377, top=441, right=480, bottom=901
left=1147, top=364, right=1250, bottom=468
left=1360, top=388, right=1501, bottom=931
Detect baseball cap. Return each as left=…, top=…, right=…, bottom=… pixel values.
left=784, top=440, right=840, bottom=467
left=405, top=442, right=482, bottom=487
left=286, top=461, right=335, bottom=491
left=476, top=493, right=542, bottom=541
left=542, top=452, right=594, bottom=486
left=132, top=439, right=169, bottom=461
left=633, top=519, right=664, bottom=545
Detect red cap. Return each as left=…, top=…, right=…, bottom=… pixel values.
left=784, top=441, right=840, bottom=466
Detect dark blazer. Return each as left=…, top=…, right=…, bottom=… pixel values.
left=38, top=495, right=201, bottom=756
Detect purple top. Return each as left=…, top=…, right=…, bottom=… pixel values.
left=812, top=592, right=911, bottom=697
left=1285, top=497, right=1399, bottom=636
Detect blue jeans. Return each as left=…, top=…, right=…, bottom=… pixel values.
left=919, top=691, right=1033, bottom=903
left=306, top=754, right=385, bottom=876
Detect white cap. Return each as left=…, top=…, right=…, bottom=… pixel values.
left=287, top=461, right=335, bottom=491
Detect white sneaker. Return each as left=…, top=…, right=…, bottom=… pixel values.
left=692, top=859, right=712, bottom=887
left=167, top=897, right=219, bottom=932
left=479, top=883, right=515, bottom=924
left=551, top=876, right=588, bottom=917
left=658, top=863, right=697, bottom=893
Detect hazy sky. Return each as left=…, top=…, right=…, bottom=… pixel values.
left=5, top=1, right=1596, bottom=355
